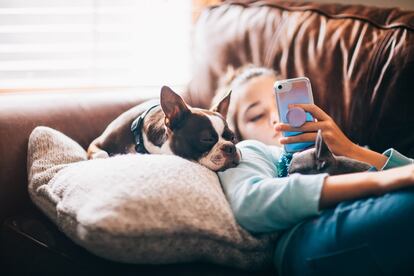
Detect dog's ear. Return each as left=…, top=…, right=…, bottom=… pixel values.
left=315, top=129, right=334, bottom=170
left=211, top=90, right=232, bottom=118
left=160, top=86, right=190, bottom=130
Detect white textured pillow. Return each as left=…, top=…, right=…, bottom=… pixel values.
left=27, top=126, right=277, bottom=270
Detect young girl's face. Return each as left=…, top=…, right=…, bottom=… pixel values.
left=234, top=75, right=282, bottom=146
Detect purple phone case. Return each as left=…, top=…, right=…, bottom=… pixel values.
left=274, top=77, right=315, bottom=153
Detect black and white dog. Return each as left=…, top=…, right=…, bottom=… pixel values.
left=87, top=86, right=240, bottom=172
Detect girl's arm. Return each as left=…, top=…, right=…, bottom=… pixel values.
left=319, top=164, right=414, bottom=209
left=347, top=143, right=388, bottom=170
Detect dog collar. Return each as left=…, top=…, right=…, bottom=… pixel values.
left=131, top=104, right=160, bottom=154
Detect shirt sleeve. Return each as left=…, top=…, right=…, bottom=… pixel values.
left=218, top=140, right=327, bottom=233
left=381, top=148, right=414, bottom=170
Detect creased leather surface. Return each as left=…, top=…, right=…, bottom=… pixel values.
left=185, top=0, right=414, bottom=158
left=0, top=92, right=147, bottom=222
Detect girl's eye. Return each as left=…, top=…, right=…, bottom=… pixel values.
left=249, top=114, right=264, bottom=122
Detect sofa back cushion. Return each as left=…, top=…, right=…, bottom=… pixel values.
left=185, top=0, right=414, bottom=157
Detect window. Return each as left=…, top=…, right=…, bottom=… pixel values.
left=0, top=0, right=192, bottom=95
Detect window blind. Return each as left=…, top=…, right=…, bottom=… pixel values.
left=0, top=0, right=192, bottom=93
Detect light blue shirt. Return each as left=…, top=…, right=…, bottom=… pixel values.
left=217, top=140, right=413, bottom=271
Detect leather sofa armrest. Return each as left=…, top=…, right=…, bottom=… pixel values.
left=0, top=91, right=152, bottom=223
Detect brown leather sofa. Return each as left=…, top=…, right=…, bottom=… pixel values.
left=1, top=1, right=413, bottom=275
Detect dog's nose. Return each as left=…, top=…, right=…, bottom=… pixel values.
left=221, top=144, right=236, bottom=155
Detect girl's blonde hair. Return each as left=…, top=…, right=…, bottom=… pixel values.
left=213, top=64, right=278, bottom=141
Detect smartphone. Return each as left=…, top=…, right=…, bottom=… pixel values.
left=274, top=77, right=315, bottom=153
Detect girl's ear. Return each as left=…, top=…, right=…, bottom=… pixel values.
left=211, top=90, right=232, bottom=118
left=160, top=86, right=190, bottom=130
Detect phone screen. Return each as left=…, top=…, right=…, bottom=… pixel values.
left=274, top=77, right=315, bottom=153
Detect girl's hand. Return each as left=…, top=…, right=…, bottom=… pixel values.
left=275, top=103, right=356, bottom=157
left=274, top=103, right=388, bottom=169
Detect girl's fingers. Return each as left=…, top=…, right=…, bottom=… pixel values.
left=279, top=132, right=317, bottom=144
left=276, top=121, right=325, bottom=132
left=289, top=103, right=330, bottom=121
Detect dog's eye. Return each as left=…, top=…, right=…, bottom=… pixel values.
left=200, top=138, right=215, bottom=144
left=200, top=134, right=216, bottom=144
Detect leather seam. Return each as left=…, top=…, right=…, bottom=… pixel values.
left=212, top=1, right=414, bottom=31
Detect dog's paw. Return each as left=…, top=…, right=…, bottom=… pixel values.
left=91, top=151, right=110, bottom=159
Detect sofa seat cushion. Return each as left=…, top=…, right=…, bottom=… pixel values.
left=26, top=126, right=277, bottom=270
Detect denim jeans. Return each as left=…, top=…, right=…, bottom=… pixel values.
left=280, top=188, right=414, bottom=276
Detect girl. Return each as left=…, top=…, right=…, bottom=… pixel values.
left=214, top=65, right=414, bottom=275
